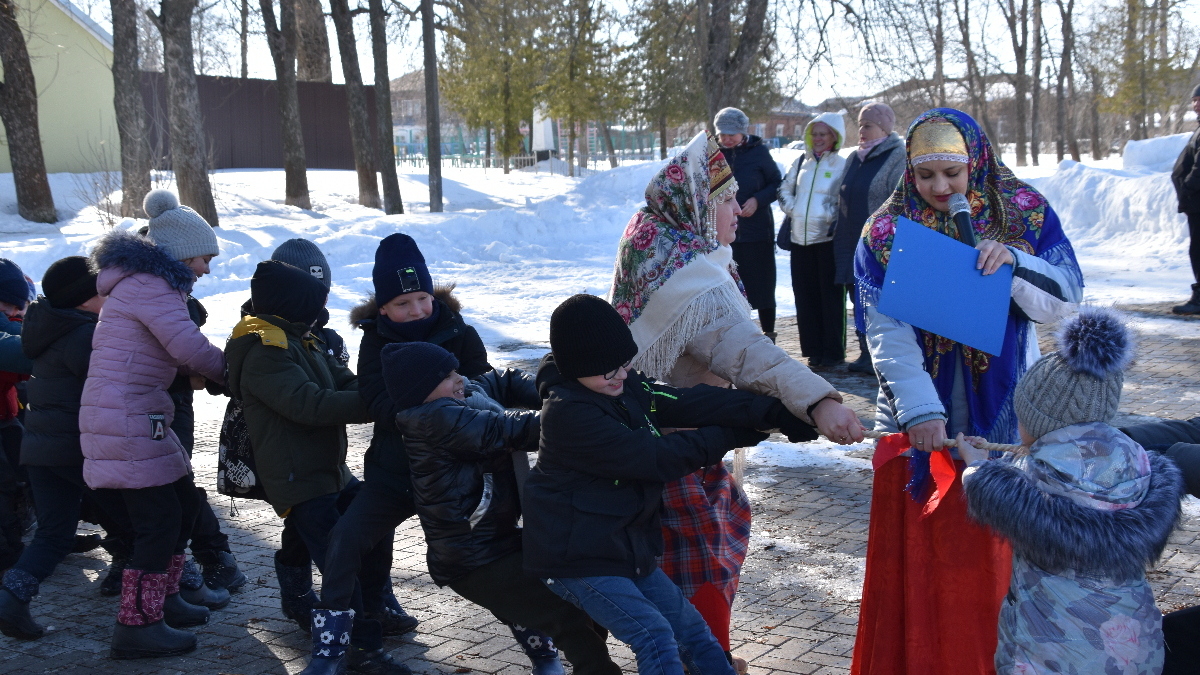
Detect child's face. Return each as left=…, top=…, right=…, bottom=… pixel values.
left=0, top=300, right=24, bottom=319
left=183, top=255, right=215, bottom=278
left=1018, top=420, right=1036, bottom=446
left=577, top=361, right=631, bottom=398
left=380, top=292, right=434, bottom=323
left=424, top=370, right=465, bottom=402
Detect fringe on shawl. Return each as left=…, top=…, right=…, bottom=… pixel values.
left=631, top=281, right=752, bottom=382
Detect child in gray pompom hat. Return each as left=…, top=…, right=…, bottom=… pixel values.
left=957, top=307, right=1183, bottom=675
left=143, top=190, right=220, bottom=263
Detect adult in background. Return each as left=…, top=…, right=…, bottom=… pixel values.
left=778, top=113, right=849, bottom=367
left=1172, top=84, right=1200, bottom=314
left=714, top=108, right=783, bottom=341
left=833, top=102, right=906, bottom=374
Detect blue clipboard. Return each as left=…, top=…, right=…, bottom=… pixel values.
left=877, top=217, right=1012, bottom=356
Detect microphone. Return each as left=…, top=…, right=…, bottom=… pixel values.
left=948, top=193, right=976, bottom=247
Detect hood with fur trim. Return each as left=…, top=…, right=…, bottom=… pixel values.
left=90, top=230, right=196, bottom=297
left=350, top=283, right=462, bottom=327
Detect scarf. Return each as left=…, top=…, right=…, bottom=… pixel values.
left=856, top=136, right=887, bottom=161
left=854, top=108, right=1082, bottom=479
left=378, top=301, right=442, bottom=342
left=609, top=132, right=748, bottom=380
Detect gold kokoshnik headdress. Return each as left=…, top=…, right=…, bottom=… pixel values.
left=909, top=120, right=969, bottom=166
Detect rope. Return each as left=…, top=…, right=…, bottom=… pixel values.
left=862, top=429, right=1027, bottom=455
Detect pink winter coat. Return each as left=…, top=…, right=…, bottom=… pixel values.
left=79, top=231, right=225, bottom=490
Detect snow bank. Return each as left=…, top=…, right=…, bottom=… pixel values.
left=1122, top=133, right=1190, bottom=172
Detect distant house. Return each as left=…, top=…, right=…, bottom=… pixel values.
left=0, top=0, right=120, bottom=173
left=756, top=98, right=818, bottom=145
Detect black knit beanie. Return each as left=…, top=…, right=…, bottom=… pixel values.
left=42, top=256, right=98, bottom=309
left=381, top=342, right=460, bottom=409
left=549, top=294, right=639, bottom=378
left=0, top=259, right=29, bottom=310
left=250, top=260, right=328, bottom=326
left=373, top=234, right=433, bottom=308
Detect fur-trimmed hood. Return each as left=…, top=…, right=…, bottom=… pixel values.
left=90, top=230, right=196, bottom=296
left=349, top=283, right=462, bottom=327
left=965, top=449, right=1183, bottom=582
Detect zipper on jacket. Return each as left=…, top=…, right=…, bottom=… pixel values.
left=802, top=156, right=823, bottom=245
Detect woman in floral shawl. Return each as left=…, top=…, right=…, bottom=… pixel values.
left=850, top=108, right=1084, bottom=675
left=610, top=132, right=864, bottom=668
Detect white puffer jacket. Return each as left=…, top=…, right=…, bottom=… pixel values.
left=779, top=112, right=848, bottom=246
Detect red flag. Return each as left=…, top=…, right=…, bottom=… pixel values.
left=871, top=432, right=958, bottom=518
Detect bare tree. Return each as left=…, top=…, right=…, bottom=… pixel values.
left=261, top=0, right=311, bottom=208
left=998, top=0, right=1031, bottom=165
left=148, top=0, right=221, bottom=226
left=953, top=0, right=999, bottom=141
left=0, top=0, right=57, bottom=223
left=1029, top=0, right=1042, bottom=165
left=369, top=0, right=403, bottom=214
left=1054, top=0, right=1081, bottom=161
left=698, top=0, right=770, bottom=121
left=112, top=0, right=153, bottom=217
left=421, top=0, right=442, bottom=211
left=328, top=0, right=381, bottom=209
left=295, top=0, right=331, bottom=81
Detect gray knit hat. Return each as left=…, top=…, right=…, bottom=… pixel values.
left=143, top=190, right=219, bottom=261
left=271, top=238, right=331, bottom=289
left=1192, top=83, right=1200, bottom=99
left=714, top=107, right=750, bottom=136
left=1013, top=308, right=1135, bottom=440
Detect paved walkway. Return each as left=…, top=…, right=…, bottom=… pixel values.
left=3, top=304, right=1200, bottom=675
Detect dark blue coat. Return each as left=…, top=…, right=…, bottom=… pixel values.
left=722, top=136, right=783, bottom=243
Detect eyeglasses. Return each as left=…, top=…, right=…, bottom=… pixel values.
left=604, top=360, right=633, bottom=380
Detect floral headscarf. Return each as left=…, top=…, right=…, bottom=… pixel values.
left=610, top=132, right=739, bottom=324
left=854, top=108, right=1082, bottom=448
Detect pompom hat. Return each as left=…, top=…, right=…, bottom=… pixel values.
left=143, top=189, right=220, bottom=261
left=1014, top=307, right=1136, bottom=440
left=380, top=342, right=459, bottom=409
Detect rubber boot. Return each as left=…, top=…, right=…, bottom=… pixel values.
left=847, top=331, right=874, bottom=374
left=163, top=554, right=209, bottom=628
left=365, top=587, right=419, bottom=637
left=347, top=618, right=412, bottom=674
left=1174, top=283, right=1200, bottom=315
left=509, top=622, right=564, bottom=675
left=0, top=569, right=43, bottom=640
left=194, top=549, right=247, bottom=592
left=300, top=608, right=354, bottom=675
left=276, top=550, right=320, bottom=630
left=110, top=568, right=197, bottom=659
left=179, top=558, right=230, bottom=610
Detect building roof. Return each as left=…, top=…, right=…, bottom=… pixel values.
left=45, top=0, right=113, bottom=50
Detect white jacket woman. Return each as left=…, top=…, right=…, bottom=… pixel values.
left=779, top=112, right=848, bottom=246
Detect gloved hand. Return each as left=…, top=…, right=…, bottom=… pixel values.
left=726, top=427, right=770, bottom=448
left=776, top=409, right=818, bottom=443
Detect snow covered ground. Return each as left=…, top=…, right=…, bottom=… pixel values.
left=0, top=132, right=1195, bottom=456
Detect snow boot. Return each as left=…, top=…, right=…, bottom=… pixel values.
left=347, top=618, right=412, bottom=674
left=0, top=569, right=43, bottom=640
left=179, top=558, right=230, bottom=610
left=1174, top=283, right=1200, bottom=315
left=110, top=568, right=197, bottom=659
left=163, top=554, right=209, bottom=628
left=509, top=622, right=564, bottom=675
left=847, top=331, right=874, bottom=374
left=194, top=548, right=246, bottom=592
left=276, top=550, right=320, bottom=630
left=365, top=588, right=419, bottom=637
left=300, top=608, right=354, bottom=675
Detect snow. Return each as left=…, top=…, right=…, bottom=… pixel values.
left=0, top=128, right=1196, bottom=469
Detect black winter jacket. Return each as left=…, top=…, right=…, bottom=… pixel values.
left=1121, top=416, right=1200, bottom=497
left=521, top=356, right=781, bottom=580
left=1173, top=125, right=1200, bottom=214
left=398, top=393, right=539, bottom=586
left=721, top=135, right=783, bottom=243
left=20, top=299, right=97, bottom=466
left=352, top=290, right=493, bottom=496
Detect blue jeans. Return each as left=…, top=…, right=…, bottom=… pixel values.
left=544, top=570, right=734, bottom=675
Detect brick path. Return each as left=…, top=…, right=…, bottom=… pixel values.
left=3, top=304, right=1200, bottom=675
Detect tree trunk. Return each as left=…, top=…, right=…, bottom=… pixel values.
left=0, top=0, right=56, bottom=223
left=1065, top=38, right=1081, bottom=161
left=485, top=125, right=492, bottom=169
left=601, top=122, right=618, bottom=168
left=955, top=0, right=999, bottom=143
left=370, top=0, right=402, bottom=214
left=579, top=122, right=589, bottom=174
left=261, top=0, right=310, bottom=209
left=566, top=118, right=576, bottom=178
left=328, top=0, right=381, bottom=209
left=1001, top=0, right=1030, bottom=165
left=240, top=0, right=249, bottom=78
left=1030, top=0, right=1042, bottom=165
left=111, top=0, right=151, bottom=218
left=701, top=0, right=769, bottom=120
left=659, top=115, right=668, bottom=159
left=1054, top=0, right=1074, bottom=163
left=149, top=0, right=220, bottom=227
left=420, top=0, right=442, bottom=211
left=1088, top=66, right=1103, bottom=160
left=934, top=0, right=946, bottom=106
left=295, top=0, right=331, bottom=82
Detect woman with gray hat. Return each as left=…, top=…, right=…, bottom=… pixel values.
left=714, top=107, right=784, bottom=340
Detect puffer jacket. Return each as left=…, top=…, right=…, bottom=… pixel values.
left=399, top=393, right=539, bottom=586
left=521, top=355, right=782, bottom=580
left=20, top=299, right=97, bottom=466
left=225, top=313, right=369, bottom=515
left=721, top=135, right=783, bottom=243
left=779, top=112, right=849, bottom=246
left=79, top=231, right=225, bottom=490
left=0, top=313, right=32, bottom=422
left=352, top=287, right=492, bottom=496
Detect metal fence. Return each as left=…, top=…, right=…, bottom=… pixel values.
left=394, top=149, right=668, bottom=175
